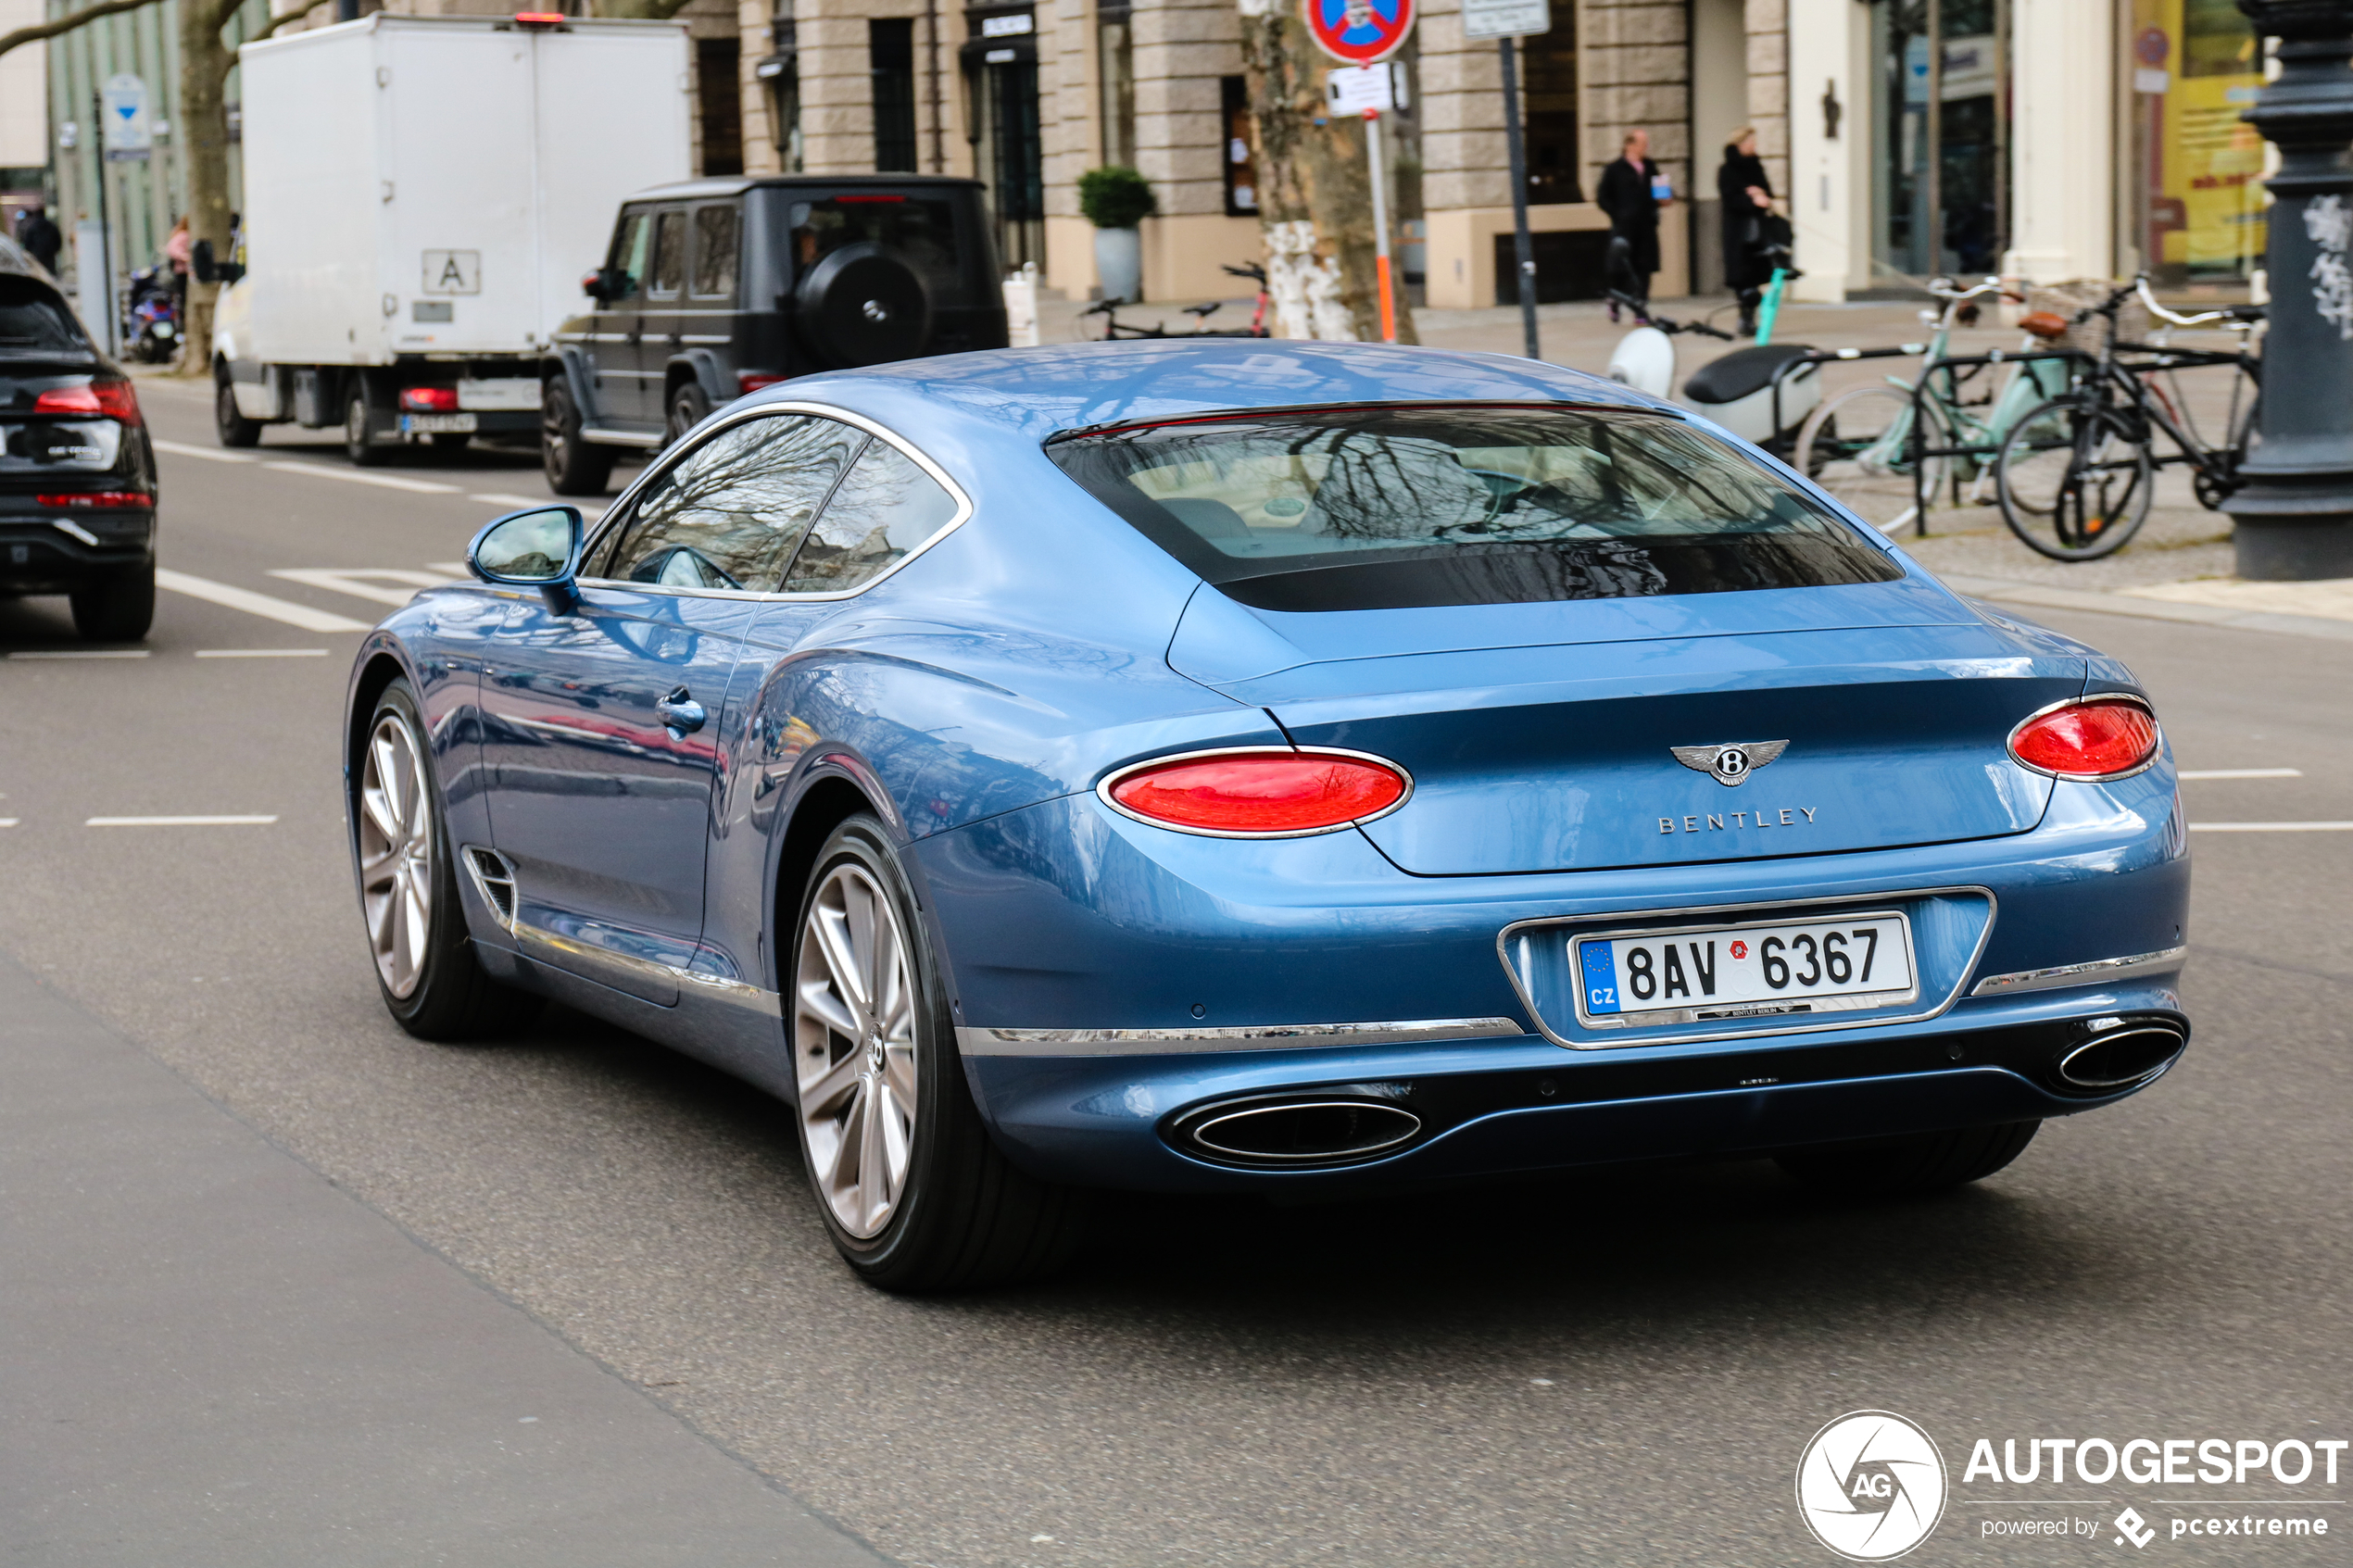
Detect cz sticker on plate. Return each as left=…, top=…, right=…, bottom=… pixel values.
left=1574, top=911, right=1917, bottom=1030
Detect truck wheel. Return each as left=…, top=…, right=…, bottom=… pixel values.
left=665, top=381, right=711, bottom=448
left=215, top=380, right=262, bottom=448
left=542, top=378, right=615, bottom=496
left=69, top=564, right=156, bottom=643
left=345, top=390, right=391, bottom=468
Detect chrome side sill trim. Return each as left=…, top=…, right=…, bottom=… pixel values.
left=580, top=426, right=664, bottom=448
left=1969, top=947, right=2188, bottom=997
left=956, top=1017, right=1529, bottom=1058
left=676, top=968, right=784, bottom=1015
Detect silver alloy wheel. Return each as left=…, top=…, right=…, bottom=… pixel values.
left=358, top=711, right=435, bottom=999
left=794, top=861, right=920, bottom=1239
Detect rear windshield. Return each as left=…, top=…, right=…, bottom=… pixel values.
left=789, top=196, right=960, bottom=290
left=0, top=279, right=89, bottom=353
left=1046, top=405, right=1901, bottom=612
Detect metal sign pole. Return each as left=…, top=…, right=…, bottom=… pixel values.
left=1366, top=108, right=1396, bottom=343
left=90, top=90, right=115, bottom=358
left=1497, top=35, right=1538, bottom=359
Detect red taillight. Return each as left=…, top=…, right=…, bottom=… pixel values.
left=2009, top=698, right=2160, bottom=780
left=513, top=11, right=564, bottom=25
left=1102, top=749, right=1410, bottom=836
left=400, top=386, right=459, bottom=412
left=33, top=378, right=141, bottom=425
left=38, top=492, right=152, bottom=508
left=835, top=194, right=907, bottom=204
left=737, top=370, right=786, bottom=394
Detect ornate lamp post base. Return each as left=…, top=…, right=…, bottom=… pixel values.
left=2225, top=1, right=2353, bottom=581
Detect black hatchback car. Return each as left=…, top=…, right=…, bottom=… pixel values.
left=0, top=236, right=157, bottom=641
left=541, top=174, right=1009, bottom=495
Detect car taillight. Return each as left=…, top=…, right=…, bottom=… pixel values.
left=400, top=386, right=459, bottom=411
left=2009, top=697, right=2160, bottom=781
left=38, top=492, right=152, bottom=508
left=1101, top=748, right=1411, bottom=837
left=737, top=370, right=786, bottom=394
left=33, top=378, right=142, bottom=425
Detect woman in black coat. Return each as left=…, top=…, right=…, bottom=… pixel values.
left=1718, top=128, right=1778, bottom=334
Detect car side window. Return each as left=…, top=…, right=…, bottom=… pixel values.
left=601, top=414, right=865, bottom=593
left=608, top=210, right=653, bottom=302
left=783, top=435, right=962, bottom=594
left=649, top=209, right=687, bottom=297
left=690, top=205, right=739, bottom=300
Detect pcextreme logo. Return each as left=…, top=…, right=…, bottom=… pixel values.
left=1797, top=1411, right=1950, bottom=1561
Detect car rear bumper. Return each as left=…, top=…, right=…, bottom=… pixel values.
left=0, top=516, right=154, bottom=592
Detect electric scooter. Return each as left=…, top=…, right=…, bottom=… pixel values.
left=1603, top=288, right=1825, bottom=457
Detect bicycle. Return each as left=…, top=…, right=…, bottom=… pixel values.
left=1991, top=277, right=2262, bottom=561
left=1074, top=263, right=1273, bottom=342
left=1793, top=277, right=2080, bottom=533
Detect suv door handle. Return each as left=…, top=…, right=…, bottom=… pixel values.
left=655, top=687, right=706, bottom=737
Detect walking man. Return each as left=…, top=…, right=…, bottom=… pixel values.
left=1597, top=129, right=1672, bottom=319
left=14, top=204, right=63, bottom=276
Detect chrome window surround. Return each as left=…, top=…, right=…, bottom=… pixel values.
left=2005, top=692, right=2164, bottom=784
left=956, top=1018, right=1528, bottom=1058
left=1969, top=946, right=2188, bottom=997
left=1093, top=746, right=1416, bottom=840
left=1497, top=885, right=1999, bottom=1050
left=573, top=400, right=975, bottom=605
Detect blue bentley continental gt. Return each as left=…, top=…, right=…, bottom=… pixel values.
left=344, top=342, right=2189, bottom=1290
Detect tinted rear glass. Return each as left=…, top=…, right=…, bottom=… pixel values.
left=0, top=279, right=89, bottom=353
left=1046, top=406, right=1902, bottom=611
left=789, top=196, right=959, bottom=291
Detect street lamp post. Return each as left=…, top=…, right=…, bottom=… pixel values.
left=2227, top=1, right=2353, bottom=579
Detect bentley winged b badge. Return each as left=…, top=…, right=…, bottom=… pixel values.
left=1670, top=740, right=1789, bottom=786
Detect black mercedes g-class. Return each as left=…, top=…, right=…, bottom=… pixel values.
left=541, top=174, right=1009, bottom=495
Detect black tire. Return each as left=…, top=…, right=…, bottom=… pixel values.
left=789, top=814, right=1088, bottom=1291
left=354, top=680, right=542, bottom=1043
left=542, top=376, right=616, bottom=495
left=1775, top=1121, right=2040, bottom=1196
left=69, top=564, right=155, bottom=642
left=215, top=378, right=262, bottom=448
left=664, top=379, right=712, bottom=449
left=1994, top=396, right=2153, bottom=560
left=794, top=241, right=931, bottom=367
left=344, top=387, right=391, bottom=468
left=428, top=432, right=471, bottom=453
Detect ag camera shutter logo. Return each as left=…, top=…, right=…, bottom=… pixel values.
left=1797, top=1411, right=1948, bottom=1561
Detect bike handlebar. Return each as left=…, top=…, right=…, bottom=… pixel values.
left=2133, top=276, right=2264, bottom=331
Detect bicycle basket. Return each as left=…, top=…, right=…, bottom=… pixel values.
left=2026, top=280, right=2151, bottom=353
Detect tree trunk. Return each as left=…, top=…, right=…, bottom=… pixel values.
left=1235, top=0, right=1414, bottom=344
left=176, top=1, right=237, bottom=377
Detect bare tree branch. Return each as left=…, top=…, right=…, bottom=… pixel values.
left=0, top=0, right=163, bottom=63
left=242, top=0, right=333, bottom=47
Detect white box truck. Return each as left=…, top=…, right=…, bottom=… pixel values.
left=208, top=13, right=691, bottom=464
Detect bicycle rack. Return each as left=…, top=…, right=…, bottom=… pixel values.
left=1898, top=348, right=2092, bottom=535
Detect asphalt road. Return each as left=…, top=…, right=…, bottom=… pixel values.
left=3, top=379, right=2348, bottom=1566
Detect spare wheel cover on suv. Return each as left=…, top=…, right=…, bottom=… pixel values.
left=797, top=241, right=932, bottom=368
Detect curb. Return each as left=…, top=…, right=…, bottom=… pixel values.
left=1938, top=571, right=2353, bottom=644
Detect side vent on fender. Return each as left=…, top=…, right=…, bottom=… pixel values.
left=462, top=846, right=519, bottom=927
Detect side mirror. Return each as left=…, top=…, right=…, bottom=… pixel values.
left=220, top=260, right=245, bottom=285
left=582, top=269, right=608, bottom=302
left=468, top=506, right=585, bottom=614
left=193, top=239, right=217, bottom=283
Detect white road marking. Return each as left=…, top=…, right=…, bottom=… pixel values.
left=2179, top=769, right=2304, bottom=780
left=268, top=567, right=457, bottom=608
left=0, top=819, right=17, bottom=828
left=469, top=493, right=551, bottom=508
left=86, top=815, right=278, bottom=826
left=5, top=648, right=151, bottom=659
left=260, top=460, right=459, bottom=495
left=150, top=438, right=258, bottom=464
left=155, top=569, right=371, bottom=633
left=2188, top=822, right=2353, bottom=833
left=195, top=647, right=331, bottom=658
left=427, top=560, right=471, bottom=576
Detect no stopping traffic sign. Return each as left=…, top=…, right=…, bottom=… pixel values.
left=1303, top=0, right=1414, bottom=65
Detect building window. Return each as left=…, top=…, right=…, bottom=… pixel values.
left=1222, top=76, right=1259, bottom=216
left=873, top=19, right=918, bottom=173
left=1521, top=16, right=1579, bottom=204
left=2132, top=0, right=2266, bottom=287
left=698, top=38, right=744, bottom=177
left=1099, top=6, right=1136, bottom=168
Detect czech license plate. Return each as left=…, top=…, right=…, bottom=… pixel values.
left=1574, top=911, right=1917, bottom=1028
left=399, top=412, right=476, bottom=434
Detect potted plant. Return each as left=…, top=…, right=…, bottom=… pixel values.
left=1078, top=166, right=1156, bottom=305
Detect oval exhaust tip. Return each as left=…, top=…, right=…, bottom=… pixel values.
left=2057, top=1025, right=2184, bottom=1090
left=1183, top=1099, right=1422, bottom=1164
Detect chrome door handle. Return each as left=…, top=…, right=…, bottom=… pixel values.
left=655, top=687, right=706, bottom=737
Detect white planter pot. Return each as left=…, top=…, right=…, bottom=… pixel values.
left=1093, top=226, right=1142, bottom=305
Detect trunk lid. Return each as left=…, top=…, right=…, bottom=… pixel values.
left=1170, top=586, right=2076, bottom=876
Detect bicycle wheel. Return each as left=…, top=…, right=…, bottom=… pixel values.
left=1994, top=396, right=2155, bottom=560
left=1793, top=385, right=1951, bottom=533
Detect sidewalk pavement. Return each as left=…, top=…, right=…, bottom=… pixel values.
left=0, top=953, right=887, bottom=1567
